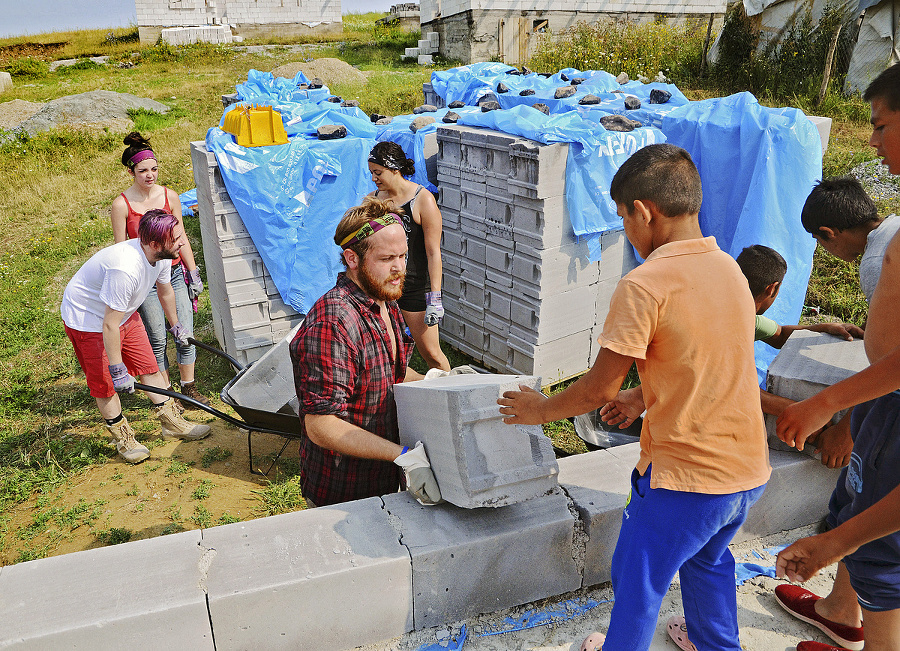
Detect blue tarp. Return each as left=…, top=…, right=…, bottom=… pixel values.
left=211, top=67, right=821, bottom=384
left=661, top=92, right=821, bottom=383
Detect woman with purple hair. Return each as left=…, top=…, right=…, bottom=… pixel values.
left=111, top=132, right=209, bottom=408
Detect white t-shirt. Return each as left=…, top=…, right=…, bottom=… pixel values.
left=860, top=214, right=900, bottom=302
left=61, top=239, right=172, bottom=333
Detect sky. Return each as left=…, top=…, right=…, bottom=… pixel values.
left=0, top=0, right=395, bottom=39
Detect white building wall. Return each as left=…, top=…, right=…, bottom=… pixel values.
left=421, top=0, right=724, bottom=22
left=135, top=0, right=341, bottom=27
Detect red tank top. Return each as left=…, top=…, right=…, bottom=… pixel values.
left=121, top=188, right=181, bottom=267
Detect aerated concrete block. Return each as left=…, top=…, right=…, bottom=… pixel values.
left=512, top=240, right=600, bottom=298
left=558, top=444, right=641, bottom=586
left=509, top=283, right=599, bottom=345
left=204, top=499, right=412, bottom=651
left=383, top=490, right=581, bottom=629
left=807, top=115, right=832, bottom=153
left=395, top=374, right=559, bottom=508
left=225, top=322, right=304, bottom=415
left=0, top=530, right=213, bottom=649
left=0, top=72, right=11, bottom=94
left=765, top=330, right=869, bottom=454
left=598, top=227, right=639, bottom=282
left=507, top=329, right=594, bottom=383
left=734, top=448, right=842, bottom=543
left=508, top=139, right=569, bottom=200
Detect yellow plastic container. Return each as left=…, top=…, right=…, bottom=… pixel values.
left=222, top=104, right=289, bottom=147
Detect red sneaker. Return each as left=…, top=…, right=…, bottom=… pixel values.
left=797, top=642, right=844, bottom=651
left=775, top=584, right=864, bottom=651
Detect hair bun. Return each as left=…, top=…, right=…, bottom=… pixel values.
left=123, top=131, right=150, bottom=148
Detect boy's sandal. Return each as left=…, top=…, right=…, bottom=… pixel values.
left=666, top=616, right=698, bottom=651
left=580, top=631, right=606, bottom=651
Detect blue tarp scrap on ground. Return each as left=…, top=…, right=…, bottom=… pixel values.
left=662, top=92, right=821, bottom=384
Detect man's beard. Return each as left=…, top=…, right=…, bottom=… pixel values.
left=358, top=261, right=405, bottom=302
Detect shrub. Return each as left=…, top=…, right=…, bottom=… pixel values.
left=528, top=18, right=708, bottom=85
left=5, top=57, right=49, bottom=79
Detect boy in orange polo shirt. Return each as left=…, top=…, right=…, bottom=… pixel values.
left=498, top=144, right=771, bottom=650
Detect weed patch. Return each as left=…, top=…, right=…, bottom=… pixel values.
left=96, top=526, right=133, bottom=545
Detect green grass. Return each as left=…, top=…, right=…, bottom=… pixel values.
left=0, top=14, right=890, bottom=560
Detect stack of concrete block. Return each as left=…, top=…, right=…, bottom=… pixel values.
left=437, top=124, right=637, bottom=383
left=161, top=25, right=233, bottom=45
left=421, top=82, right=446, bottom=109
left=765, top=330, right=870, bottom=455
left=190, top=141, right=303, bottom=366
left=394, top=374, right=559, bottom=508
left=402, top=30, right=440, bottom=64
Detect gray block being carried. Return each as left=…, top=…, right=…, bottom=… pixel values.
left=394, top=374, right=559, bottom=508
left=765, top=330, right=869, bottom=455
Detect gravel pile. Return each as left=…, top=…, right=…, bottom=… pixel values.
left=849, top=159, right=900, bottom=202
left=271, top=57, right=366, bottom=87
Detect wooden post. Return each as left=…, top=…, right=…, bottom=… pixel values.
left=817, top=23, right=843, bottom=106
left=700, top=13, right=714, bottom=78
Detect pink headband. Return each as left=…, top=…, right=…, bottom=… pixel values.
left=339, top=213, right=401, bottom=249
left=128, top=149, right=156, bottom=167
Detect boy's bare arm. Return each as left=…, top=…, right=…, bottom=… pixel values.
left=763, top=322, right=863, bottom=349
left=778, top=231, right=900, bottom=450
left=498, top=347, right=635, bottom=425
left=777, top=482, right=900, bottom=582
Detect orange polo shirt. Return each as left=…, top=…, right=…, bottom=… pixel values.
left=599, top=236, right=771, bottom=494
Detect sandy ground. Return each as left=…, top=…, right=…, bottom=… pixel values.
left=356, top=525, right=841, bottom=651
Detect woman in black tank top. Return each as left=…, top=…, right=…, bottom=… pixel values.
left=367, top=141, right=450, bottom=371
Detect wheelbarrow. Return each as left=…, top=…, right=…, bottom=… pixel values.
left=133, top=328, right=304, bottom=477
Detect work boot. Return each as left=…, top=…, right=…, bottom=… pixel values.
left=179, top=381, right=210, bottom=409
left=105, top=417, right=150, bottom=464
left=165, top=385, right=185, bottom=414
left=154, top=398, right=211, bottom=441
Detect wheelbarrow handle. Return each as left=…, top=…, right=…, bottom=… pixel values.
left=133, top=382, right=296, bottom=437
left=187, top=337, right=245, bottom=372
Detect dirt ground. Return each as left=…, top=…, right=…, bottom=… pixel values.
left=0, top=41, right=66, bottom=66
left=0, top=408, right=304, bottom=566
left=357, top=525, right=844, bottom=651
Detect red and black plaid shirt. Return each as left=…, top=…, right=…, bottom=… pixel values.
left=290, top=273, right=414, bottom=506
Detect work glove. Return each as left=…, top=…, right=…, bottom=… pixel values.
left=424, top=291, right=444, bottom=327
left=108, top=362, right=135, bottom=394
left=168, top=322, right=190, bottom=346
left=185, top=267, right=204, bottom=301
left=424, top=365, right=479, bottom=380
left=394, top=441, right=442, bottom=505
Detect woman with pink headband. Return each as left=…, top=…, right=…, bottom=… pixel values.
left=110, top=132, right=210, bottom=408
left=367, top=140, right=450, bottom=371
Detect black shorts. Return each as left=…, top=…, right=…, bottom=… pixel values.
left=398, top=277, right=428, bottom=312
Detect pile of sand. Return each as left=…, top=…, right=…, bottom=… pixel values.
left=271, top=57, right=367, bottom=87
left=0, top=99, right=44, bottom=131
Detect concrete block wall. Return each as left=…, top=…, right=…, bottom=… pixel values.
left=190, top=141, right=303, bottom=366
left=136, top=0, right=341, bottom=44
left=437, top=124, right=636, bottom=383
left=0, top=443, right=839, bottom=648
left=764, top=330, right=870, bottom=455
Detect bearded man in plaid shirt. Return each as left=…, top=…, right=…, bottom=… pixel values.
left=290, top=197, right=442, bottom=508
